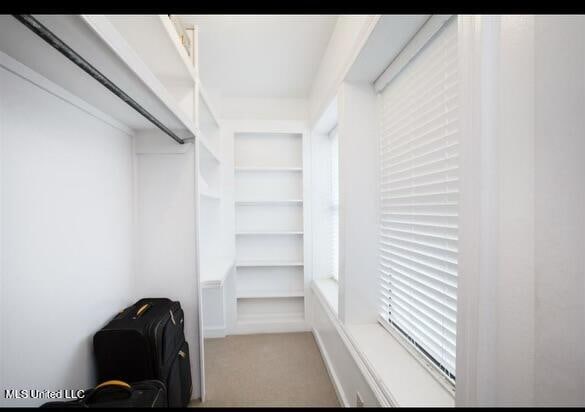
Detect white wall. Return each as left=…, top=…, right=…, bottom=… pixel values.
left=0, top=67, right=134, bottom=406
left=309, top=16, right=378, bottom=126
left=456, top=15, right=585, bottom=407
left=221, top=96, right=307, bottom=121
left=310, top=288, right=380, bottom=407
left=133, top=131, right=202, bottom=399
left=310, top=129, right=334, bottom=281
left=337, top=82, right=379, bottom=325
left=533, top=15, right=585, bottom=406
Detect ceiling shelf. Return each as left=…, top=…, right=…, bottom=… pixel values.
left=236, top=260, right=304, bottom=268
left=0, top=15, right=197, bottom=140
left=106, top=15, right=197, bottom=87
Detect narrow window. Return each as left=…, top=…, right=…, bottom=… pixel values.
left=378, top=18, right=458, bottom=383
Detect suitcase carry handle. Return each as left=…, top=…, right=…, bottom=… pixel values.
left=135, top=303, right=150, bottom=318
left=86, top=380, right=132, bottom=404
left=95, top=380, right=131, bottom=390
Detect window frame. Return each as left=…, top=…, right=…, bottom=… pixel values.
left=376, top=16, right=459, bottom=388
left=328, top=126, right=339, bottom=281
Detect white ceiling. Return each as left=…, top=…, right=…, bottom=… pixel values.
left=179, top=15, right=338, bottom=99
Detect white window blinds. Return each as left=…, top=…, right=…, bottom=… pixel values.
left=378, top=18, right=458, bottom=381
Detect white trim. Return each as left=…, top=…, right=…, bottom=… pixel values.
left=310, top=15, right=380, bottom=129
left=327, top=125, right=338, bottom=139
left=374, top=14, right=453, bottom=93
left=311, top=282, right=392, bottom=407
left=197, top=80, right=222, bottom=128
left=0, top=50, right=133, bottom=137
left=312, top=326, right=350, bottom=407
left=227, top=119, right=307, bottom=135
left=377, top=317, right=456, bottom=396
left=81, top=15, right=198, bottom=137
left=313, top=97, right=338, bottom=135
left=233, top=319, right=309, bottom=335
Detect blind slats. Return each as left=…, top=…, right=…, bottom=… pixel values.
left=378, top=17, right=458, bottom=381
left=381, top=275, right=457, bottom=320
left=380, top=269, right=457, bottom=306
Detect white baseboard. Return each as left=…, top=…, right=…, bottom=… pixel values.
left=312, top=327, right=350, bottom=407
left=310, top=284, right=390, bottom=407
left=233, top=319, right=309, bottom=335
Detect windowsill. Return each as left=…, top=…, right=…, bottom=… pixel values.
left=345, top=323, right=455, bottom=407
left=312, top=279, right=455, bottom=407
left=313, top=277, right=338, bottom=314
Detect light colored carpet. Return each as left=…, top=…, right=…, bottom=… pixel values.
left=191, top=332, right=339, bottom=407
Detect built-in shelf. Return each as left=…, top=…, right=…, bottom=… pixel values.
left=236, top=231, right=303, bottom=236
left=198, top=134, right=221, bottom=163
left=200, top=189, right=220, bottom=200
left=200, top=259, right=234, bottom=288
left=235, top=199, right=303, bottom=206
left=105, top=15, right=198, bottom=86
left=234, top=131, right=306, bottom=334
left=235, top=167, right=302, bottom=172
left=236, top=260, right=304, bottom=268
left=198, top=82, right=221, bottom=129
left=0, top=15, right=197, bottom=137
left=237, top=291, right=305, bottom=299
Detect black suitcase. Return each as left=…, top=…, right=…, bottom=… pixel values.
left=41, top=380, right=167, bottom=408
left=94, top=298, right=192, bottom=407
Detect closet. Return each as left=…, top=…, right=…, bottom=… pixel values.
left=0, top=14, right=212, bottom=405
left=2, top=13, right=313, bottom=407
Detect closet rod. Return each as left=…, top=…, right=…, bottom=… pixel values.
left=13, top=15, right=187, bottom=145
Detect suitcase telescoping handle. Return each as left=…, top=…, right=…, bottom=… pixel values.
left=85, top=380, right=132, bottom=404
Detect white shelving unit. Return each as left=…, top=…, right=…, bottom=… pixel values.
left=195, top=65, right=227, bottom=290
left=236, top=260, right=305, bottom=267
left=0, top=15, right=196, bottom=137
left=0, top=14, right=227, bottom=402
left=234, top=132, right=307, bottom=333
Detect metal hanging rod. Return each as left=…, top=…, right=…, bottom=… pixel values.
left=13, top=14, right=187, bottom=145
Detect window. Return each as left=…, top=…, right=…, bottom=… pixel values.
left=329, top=128, right=339, bottom=280
left=377, top=18, right=458, bottom=382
